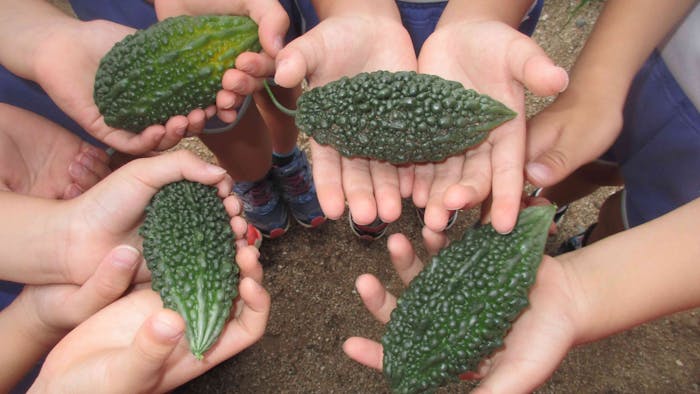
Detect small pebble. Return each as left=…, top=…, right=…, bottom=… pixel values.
left=675, top=359, right=684, bottom=367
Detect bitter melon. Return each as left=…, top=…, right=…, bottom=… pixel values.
left=140, top=180, right=238, bottom=359
left=265, top=71, right=516, bottom=164
left=382, top=205, right=555, bottom=393
left=94, top=15, right=260, bottom=132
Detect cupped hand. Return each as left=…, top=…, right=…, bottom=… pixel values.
left=415, top=20, right=568, bottom=233
left=30, top=245, right=269, bottom=394
left=343, top=232, right=579, bottom=394
left=56, top=150, right=247, bottom=285
left=154, top=0, right=290, bottom=122
left=32, top=19, right=219, bottom=154
left=261, top=14, right=418, bottom=224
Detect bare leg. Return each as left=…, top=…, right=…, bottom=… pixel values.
left=254, top=85, right=302, bottom=155
left=199, top=103, right=272, bottom=182
left=588, top=189, right=626, bottom=243
left=0, top=103, right=110, bottom=199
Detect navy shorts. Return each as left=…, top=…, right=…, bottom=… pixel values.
left=603, top=51, right=700, bottom=228
left=281, top=0, right=543, bottom=52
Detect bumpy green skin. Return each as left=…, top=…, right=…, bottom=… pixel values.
left=94, top=15, right=260, bottom=132
left=295, top=71, right=516, bottom=164
left=140, top=180, right=238, bottom=359
left=382, top=205, right=556, bottom=393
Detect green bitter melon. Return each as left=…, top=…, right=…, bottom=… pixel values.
left=140, top=180, right=238, bottom=359
left=264, top=71, right=516, bottom=164
left=94, top=15, right=260, bottom=132
left=381, top=205, right=555, bottom=393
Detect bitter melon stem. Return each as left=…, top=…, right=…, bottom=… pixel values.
left=263, top=79, right=298, bottom=117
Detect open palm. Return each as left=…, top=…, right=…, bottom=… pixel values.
left=415, top=21, right=567, bottom=233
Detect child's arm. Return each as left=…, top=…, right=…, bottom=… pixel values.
left=0, top=245, right=140, bottom=392
left=526, top=0, right=697, bottom=188
left=563, top=197, right=700, bottom=345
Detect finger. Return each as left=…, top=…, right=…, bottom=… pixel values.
left=156, top=120, right=188, bottom=151
left=422, top=155, right=464, bottom=231
left=488, top=117, right=526, bottom=234
left=387, top=233, right=424, bottom=285
left=411, top=162, right=435, bottom=208
left=112, top=309, right=185, bottom=391
left=100, top=125, right=168, bottom=155
left=310, top=141, right=345, bottom=219
left=355, top=274, right=397, bottom=324
left=443, top=145, right=492, bottom=211
left=216, top=89, right=243, bottom=111
left=420, top=226, right=449, bottom=256
left=234, top=52, right=277, bottom=80
left=243, top=0, right=289, bottom=56
left=342, top=337, right=384, bottom=371
left=508, top=36, right=568, bottom=97
left=343, top=157, right=377, bottom=225
left=63, top=183, right=84, bottom=199
left=223, top=194, right=243, bottom=218
left=236, top=246, right=263, bottom=283
left=275, top=31, right=324, bottom=88
left=222, top=68, right=262, bottom=96
left=81, top=144, right=111, bottom=166
left=68, top=156, right=103, bottom=191
left=65, top=245, right=140, bottom=322
left=217, top=277, right=270, bottom=354
left=185, top=108, right=207, bottom=134
left=370, top=161, right=402, bottom=223
left=397, top=164, right=415, bottom=198
left=118, top=150, right=228, bottom=192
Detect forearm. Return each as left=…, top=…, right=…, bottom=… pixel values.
left=0, top=0, right=80, bottom=81
left=0, top=292, right=64, bottom=392
left=0, top=192, right=67, bottom=283
left=437, top=0, right=535, bottom=29
left=311, top=0, right=401, bottom=21
left=566, top=0, right=696, bottom=105
left=562, top=198, right=700, bottom=345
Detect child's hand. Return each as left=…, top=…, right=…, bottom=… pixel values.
left=525, top=86, right=624, bottom=188
left=31, top=19, right=211, bottom=154
left=16, top=245, right=140, bottom=341
left=416, top=20, right=568, bottom=234
left=154, top=0, right=290, bottom=124
left=268, top=11, right=418, bottom=225
left=56, top=150, right=247, bottom=285
left=343, top=233, right=580, bottom=394
left=30, top=245, right=269, bottom=394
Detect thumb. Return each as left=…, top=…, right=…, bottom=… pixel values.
left=111, top=309, right=185, bottom=392
left=274, top=30, right=324, bottom=88
left=246, top=0, right=289, bottom=57
left=525, top=117, right=590, bottom=187
left=508, top=36, right=569, bottom=97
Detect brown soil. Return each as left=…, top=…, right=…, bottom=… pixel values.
left=54, top=0, right=700, bottom=392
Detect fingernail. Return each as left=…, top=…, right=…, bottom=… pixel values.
left=68, top=162, right=86, bottom=178
left=558, top=67, right=570, bottom=93
left=273, top=35, right=284, bottom=52
left=206, top=164, right=227, bottom=175
left=78, top=152, right=95, bottom=170
left=112, top=245, right=140, bottom=269
left=526, top=162, right=550, bottom=185
left=152, top=313, right=184, bottom=340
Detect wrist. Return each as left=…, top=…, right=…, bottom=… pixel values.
left=28, top=18, right=83, bottom=83
left=10, top=290, right=65, bottom=348
left=311, top=0, right=401, bottom=21
left=556, top=252, right=596, bottom=347
left=436, top=0, right=534, bottom=29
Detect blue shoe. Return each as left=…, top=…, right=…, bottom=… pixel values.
left=349, top=215, right=389, bottom=241
left=233, top=173, right=290, bottom=239
left=271, top=148, right=326, bottom=228
left=415, top=207, right=458, bottom=230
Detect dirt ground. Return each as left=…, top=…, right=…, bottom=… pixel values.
left=54, top=0, right=699, bottom=392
